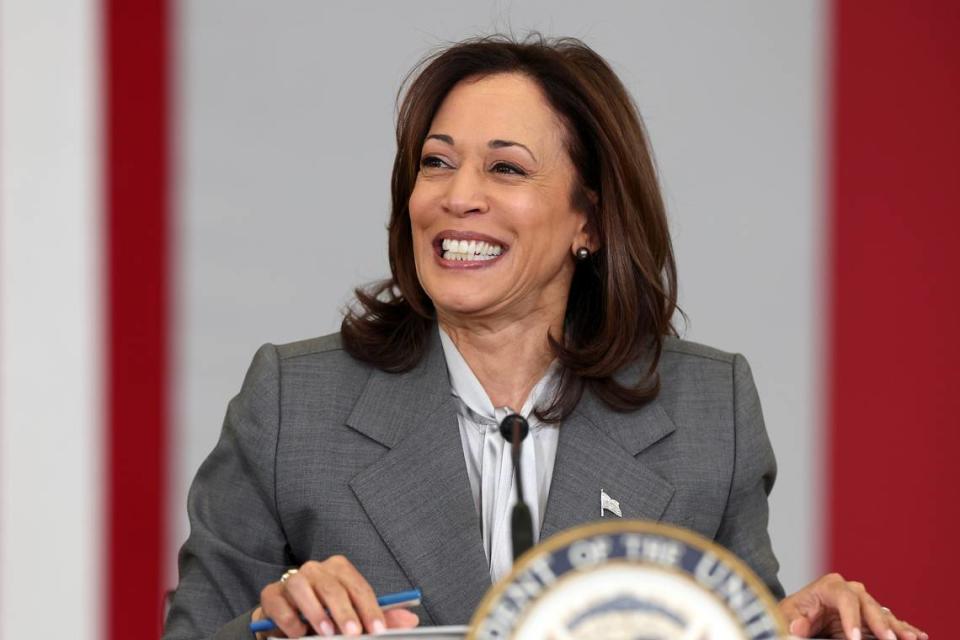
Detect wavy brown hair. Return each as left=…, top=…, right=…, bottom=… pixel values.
left=341, top=34, right=679, bottom=420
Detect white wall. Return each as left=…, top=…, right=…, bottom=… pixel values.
left=0, top=1, right=103, bottom=637
left=174, top=0, right=824, bottom=594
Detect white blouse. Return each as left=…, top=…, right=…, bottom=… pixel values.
left=437, top=327, right=561, bottom=584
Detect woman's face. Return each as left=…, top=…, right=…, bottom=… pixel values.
left=408, top=72, right=592, bottom=325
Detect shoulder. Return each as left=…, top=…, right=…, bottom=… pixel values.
left=273, top=331, right=373, bottom=378
left=241, top=332, right=374, bottom=399
left=655, top=336, right=755, bottom=414
left=661, top=335, right=736, bottom=364
left=274, top=331, right=347, bottom=360
left=228, top=332, right=380, bottom=431
left=658, top=335, right=745, bottom=380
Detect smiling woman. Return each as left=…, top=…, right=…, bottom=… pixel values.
left=342, top=38, right=678, bottom=420
left=163, top=34, right=927, bottom=640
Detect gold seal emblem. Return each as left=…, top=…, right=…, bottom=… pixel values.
left=468, top=521, right=786, bottom=640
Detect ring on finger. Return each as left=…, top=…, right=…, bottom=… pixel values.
left=280, top=568, right=299, bottom=584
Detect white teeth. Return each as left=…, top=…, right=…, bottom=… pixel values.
left=443, top=251, right=495, bottom=261
left=439, top=237, right=505, bottom=262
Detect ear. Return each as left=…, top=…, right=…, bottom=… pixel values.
left=572, top=188, right=600, bottom=253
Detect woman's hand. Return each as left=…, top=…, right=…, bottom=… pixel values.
left=779, top=573, right=927, bottom=640
left=251, top=555, right=420, bottom=637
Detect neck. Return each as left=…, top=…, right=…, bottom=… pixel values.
left=439, top=311, right=560, bottom=411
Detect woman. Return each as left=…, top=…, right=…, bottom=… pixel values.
left=163, top=36, right=926, bottom=640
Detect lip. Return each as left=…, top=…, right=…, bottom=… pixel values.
left=432, top=229, right=509, bottom=269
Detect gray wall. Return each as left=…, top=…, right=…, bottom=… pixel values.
left=174, top=0, right=824, bottom=594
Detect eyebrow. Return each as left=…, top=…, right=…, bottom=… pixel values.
left=489, top=139, right=537, bottom=163
left=425, top=134, right=537, bottom=163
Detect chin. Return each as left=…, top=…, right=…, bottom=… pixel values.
left=429, top=287, right=502, bottom=318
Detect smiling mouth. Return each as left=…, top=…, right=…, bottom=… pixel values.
left=440, top=237, right=503, bottom=261
left=433, top=233, right=507, bottom=263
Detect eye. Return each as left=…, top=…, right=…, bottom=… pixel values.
left=420, top=155, right=451, bottom=169
left=491, top=162, right=526, bottom=176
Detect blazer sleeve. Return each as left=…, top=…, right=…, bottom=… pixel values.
left=163, top=344, right=293, bottom=640
left=714, top=353, right=786, bottom=600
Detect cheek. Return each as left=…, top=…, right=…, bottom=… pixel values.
left=408, top=188, right=424, bottom=229
left=516, top=197, right=581, bottom=253
left=407, top=184, right=436, bottom=270
left=408, top=180, right=436, bottom=230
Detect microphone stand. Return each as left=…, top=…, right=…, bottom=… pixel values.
left=499, top=414, right=533, bottom=560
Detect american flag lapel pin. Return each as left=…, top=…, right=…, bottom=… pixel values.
left=600, top=489, right=622, bottom=517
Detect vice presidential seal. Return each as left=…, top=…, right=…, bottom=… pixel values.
left=468, top=521, right=785, bottom=640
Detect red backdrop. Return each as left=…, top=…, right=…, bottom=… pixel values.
left=828, top=1, right=960, bottom=638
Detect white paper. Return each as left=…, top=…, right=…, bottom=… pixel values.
left=303, top=625, right=468, bottom=639
left=303, top=627, right=821, bottom=638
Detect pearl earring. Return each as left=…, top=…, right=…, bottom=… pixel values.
left=575, top=247, right=591, bottom=261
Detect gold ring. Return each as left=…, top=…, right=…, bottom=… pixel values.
left=280, top=568, right=299, bottom=584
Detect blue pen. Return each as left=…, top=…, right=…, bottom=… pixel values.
left=248, top=588, right=422, bottom=634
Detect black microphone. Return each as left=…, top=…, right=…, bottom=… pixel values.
left=498, top=414, right=533, bottom=560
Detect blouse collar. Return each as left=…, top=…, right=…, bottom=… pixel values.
left=437, top=325, right=559, bottom=427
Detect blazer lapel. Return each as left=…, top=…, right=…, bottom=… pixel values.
left=346, top=331, right=490, bottom=625
left=540, top=391, right=677, bottom=541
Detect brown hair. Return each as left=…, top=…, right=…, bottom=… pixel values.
left=341, top=34, right=679, bottom=420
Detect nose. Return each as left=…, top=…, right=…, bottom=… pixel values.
left=441, top=165, right=488, bottom=217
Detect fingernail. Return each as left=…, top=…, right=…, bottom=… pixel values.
left=886, top=631, right=896, bottom=640
left=319, top=621, right=335, bottom=637
left=371, top=619, right=386, bottom=634
left=344, top=620, right=361, bottom=636
left=851, top=629, right=862, bottom=640
left=920, top=633, right=929, bottom=640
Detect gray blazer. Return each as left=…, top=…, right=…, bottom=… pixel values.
left=163, top=329, right=783, bottom=640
